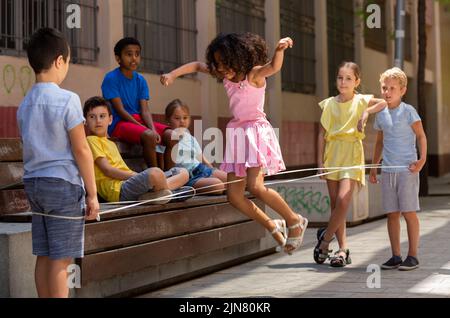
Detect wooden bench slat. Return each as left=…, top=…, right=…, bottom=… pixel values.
left=81, top=221, right=265, bottom=283
left=0, top=189, right=30, bottom=215
left=84, top=201, right=255, bottom=253
left=0, top=139, right=23, bottom=162
left=0, top=163, right=24, bottom=190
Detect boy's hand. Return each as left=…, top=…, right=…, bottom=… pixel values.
left=409, top=159, right=425, bottom=173
left=369, top=168, right=379, bottom=184
left=276, top=37, right=293, bottom=51
left=160, top=73, right=175, bottom=86
left=85, top=195, right=100, bottom=221
left=357, top=111, right=369, bottom=132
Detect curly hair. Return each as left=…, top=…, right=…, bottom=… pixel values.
left=206, top=33, right=269, bottom=79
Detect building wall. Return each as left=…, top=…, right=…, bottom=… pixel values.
left=0, top=0, right=448, bottom=174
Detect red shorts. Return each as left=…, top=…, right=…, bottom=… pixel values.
left=111, top=114, right=169, bottom=145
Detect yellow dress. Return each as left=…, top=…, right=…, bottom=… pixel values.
left=319, top=94, right=373, bottom=186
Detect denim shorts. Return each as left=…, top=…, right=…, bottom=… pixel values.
left=24, top=178, right=86, bottom=260
left=381, top=171, right=420, bottom=213
left=186, top=163, right=214, bottom=187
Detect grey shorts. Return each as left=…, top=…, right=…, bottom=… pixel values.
left=119, top=167, right=182, bottom=201
left=381, top=171, right=420, bottom=213
left=119, top=169, right=152, bottom=201
left=24, top=178, right=86, bottom=260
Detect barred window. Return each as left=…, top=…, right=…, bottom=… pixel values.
left=280, top=0, right=315, bottom=94
left=123, top=0, right=197, bottom=75
left=364, top=0, right=387, bottom=52
left=327, top=0, right=355, bottom=96
left=216, top=0, right=265, bottom=37
left=0, top=0, right=98, bottom=65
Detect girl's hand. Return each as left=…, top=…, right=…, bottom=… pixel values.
left=276, top=37, right=293, bottom=51
left=369, top=168, right=379, bottom=184
left=160, top=73, right=175, bottom=86
left=357, top=111, right=369, bottom=132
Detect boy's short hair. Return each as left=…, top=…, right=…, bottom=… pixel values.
left=26, top=27, right=70, bottom=74
left=380, top=67, right=408, bottom=88
left=114, top=37, right=142, bottom=57
left=83, top=96, right=112, bottom=117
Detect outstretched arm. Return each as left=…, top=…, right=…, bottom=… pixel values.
left=160, top=62, right=210, bottom=86
left=251, top=37, right=293, bottom=82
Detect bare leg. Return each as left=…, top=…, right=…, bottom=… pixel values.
left=141, top=130, right=159, bottom=168
left=193, top=178, right=225, bottom=194
left=35, top=256, right=50, bottom=298
left=226, top=172, right=285, bottom=246
left=403, top=211, right=420, bottom=257
left=162, top=129, right=176, bottom=170
left=386, top=212, right=402, bottom=256
left=320, top=179, right=356, bottom=251
left=147, top=168, right=169, bottom=191
left=166, top=168, right=189, bottom=190
left=246, top=168, right=306, bottom=253
left=47, top=258, right=72, bottom=298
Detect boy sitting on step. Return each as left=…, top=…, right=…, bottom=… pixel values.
left=83, top=96, right=194, bottom=204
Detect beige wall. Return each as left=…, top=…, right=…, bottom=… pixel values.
left=1, top=0, right=449, bottom=172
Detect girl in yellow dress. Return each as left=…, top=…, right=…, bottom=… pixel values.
left=314, top=62, right=387, bottom=267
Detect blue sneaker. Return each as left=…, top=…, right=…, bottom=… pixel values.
left=381, top=255, right=403, bottom=269
left=398, top=256, right=419, bottom=271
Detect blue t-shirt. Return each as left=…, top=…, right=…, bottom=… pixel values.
left=101, top=67, right=150, bottom=135
left=374, top=102, right=421, bottom=172
left=17, top=82, right=85, bottom=186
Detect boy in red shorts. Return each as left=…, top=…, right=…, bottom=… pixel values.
left=102, top=37, right=172, bottom=169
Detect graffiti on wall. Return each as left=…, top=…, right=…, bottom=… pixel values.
left=276, top=185, right=330, bottom=215
left=2, top=64, right=33, bottom=96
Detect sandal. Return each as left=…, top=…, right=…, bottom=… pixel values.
left=330, top=249, right=352, bottom=267
left=271, top=219, right=287, bottom=252
left=313, top=228, right=334, bottom=264
left=284, top=217, right=309, bottom=255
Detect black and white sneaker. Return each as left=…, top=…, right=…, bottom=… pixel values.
left=381, top=255, right=403, bottom=269
left=398, top=256, right=419, bottom=271
left=170, top=186, right=196, bottom=203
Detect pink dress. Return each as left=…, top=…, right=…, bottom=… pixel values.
left=220, top=77, right=286, bottom=177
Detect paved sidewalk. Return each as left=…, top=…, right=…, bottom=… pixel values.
left=141, top=196, right=450, bottom=298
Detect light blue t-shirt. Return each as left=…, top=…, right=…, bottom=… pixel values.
left=374, top=102, right=421, bottom=173
left=17, top=82, right=85, bottom=186
left=173, top=130, right=202, bottom=175
left=101, top=68, right=150, bottom=135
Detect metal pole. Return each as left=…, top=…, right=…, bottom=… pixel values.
left=394, top=0, right=405, bottom=68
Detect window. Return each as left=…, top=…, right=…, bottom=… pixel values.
left=123, top=0, right=197, bottom=74
left=216, top=0, right=265, bottom=37
left=280, top=0, right=315, bottom=94
left=327, top=0, right=355, bottom=96
left=364, top=0, right=387, bottom=52
left=0, top=0, right=98, bottom=65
